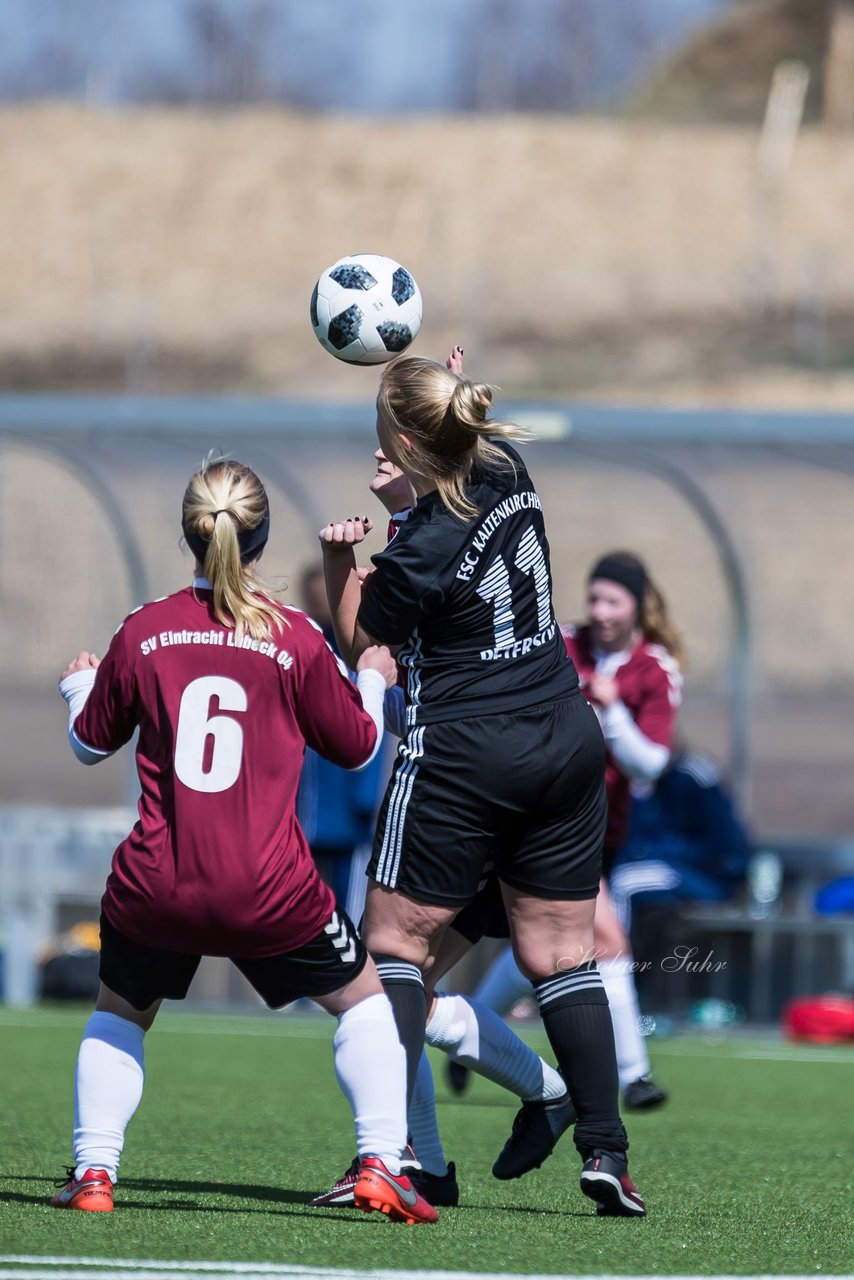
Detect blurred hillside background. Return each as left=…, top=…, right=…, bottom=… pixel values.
left=1, top=0, right=853, bottom=405
left=2, top=0, right=854, bottom=844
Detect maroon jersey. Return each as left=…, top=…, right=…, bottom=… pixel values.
left=386, top=509, right=411, bottom=542
left=562, top=623, right=681, bottom=853
left=74, top=585, right=377, bottom=957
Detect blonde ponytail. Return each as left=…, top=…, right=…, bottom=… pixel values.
left=377, top=355, right=529, bottom=521
left=181, top=458, right=286, bottom=643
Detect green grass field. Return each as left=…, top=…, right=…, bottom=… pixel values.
left=1, top=1005, right=852, bottom=1277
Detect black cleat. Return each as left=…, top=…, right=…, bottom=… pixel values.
left=580, top=1149, right=646, bottom=1217
left=492, top=1090, right=577, bottom=1180
left=623, top=1076, right=668, bottom=1111
left=445, top=1060, right=470, bottom=1095
left=403, top=1159, right=460, bottom=1207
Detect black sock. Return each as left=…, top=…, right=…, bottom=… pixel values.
left=534, top=962, right=628, bottom=1159
left=374, top=956, right=426, bottom=1109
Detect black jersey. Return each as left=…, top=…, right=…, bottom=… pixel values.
left=358, top=443, right=579, bottom=725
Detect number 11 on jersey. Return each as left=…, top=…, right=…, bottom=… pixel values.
left=477, top=525, right=555, bottom=659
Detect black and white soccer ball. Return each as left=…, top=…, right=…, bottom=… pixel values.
left=310, top=253, right=423, bottom=365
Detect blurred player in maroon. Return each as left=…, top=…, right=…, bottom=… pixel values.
left=51, top=457, right=437, bottom=1225
left=563, top=552, right=682, bottom=1109
left=563, top=553, right=683, bottom=877
left=436, top=555, right=683, bottom=1112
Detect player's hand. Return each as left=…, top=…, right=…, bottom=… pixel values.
left=585, top=673, right=619, bottom=708
left=357, top=644, right=398, bottom=689
left=446, top=344, right=464, bottom=376
left=318, top=516, right=374, bottom=551
left=61, top=652, right=100, bottom=680
left=356, top=566, right=375, bottom=584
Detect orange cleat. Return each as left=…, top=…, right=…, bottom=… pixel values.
left=353, top=1156, right=439, bottom=1224
left=51, top=1167, right=114, bottom=1212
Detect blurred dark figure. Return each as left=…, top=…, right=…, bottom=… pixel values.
left=609, top=749, right=752, bottom=1004
left=39, top=922, right=101, bottom=1001
left=296, top=566, right=385, bottom=913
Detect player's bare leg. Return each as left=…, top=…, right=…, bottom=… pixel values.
left=423, top=927, right=473, bottom=1000
left=421, top=928, right=572, bottom=1176
left=366, top=884, right=570, bottom=1120
left=452, top=891, right=667, bottom=1114
left=315, top=917, right=574, bottom=1207
left=406, top=927, right=565, bottom=1190
left=362, top=881, right=457, bottom=1110
left=424, top=931, right=565, bottom=1104
left=503, top=886, right=645, bottom=1216
left=430, top=909, right=571, bottom=1181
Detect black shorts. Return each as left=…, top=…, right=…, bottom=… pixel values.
left=368, top=692, right=606, bottom=907
left=99, top=907, right=367, bottom=1012
left=602, top=844, right=621, bottom=880
left=451, top=873, right=511, bottom=944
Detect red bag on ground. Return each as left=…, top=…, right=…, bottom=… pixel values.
left=783, top=995, right=854, bottom=1044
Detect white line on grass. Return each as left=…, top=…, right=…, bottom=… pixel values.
left=157, top=1022, right=331, bottom=1041
left=1, top=1010, right=849, bottom=1057
left=0, top=1013, right=332, bottom=1040
left=0, top=1015, right=90, bottom=1030
left=0, top=1272, right=252, bottom=1280
left=0, top=1263, right=848, bottom=1280
left=651, top=1042, right=854, bottom=1064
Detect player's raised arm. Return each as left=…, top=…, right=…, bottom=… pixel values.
left=319, top=516, right=379, bottom=667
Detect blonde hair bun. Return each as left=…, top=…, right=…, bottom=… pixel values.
left=450, top=379, right=493, bottom=424
left=377, top=354, right=529, bottom=521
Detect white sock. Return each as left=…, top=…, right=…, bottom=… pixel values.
left=426, top=992, right=564, bottom=1102
left=333, top=993, right=406, bottom=1175
left=599, top=958, right=651, bottom=1087
left=473, top=945, right=532, bottom=1016
left=407, top=1051, right=448, bottom=1177
left=73, top=1011, right=145, bottom=1183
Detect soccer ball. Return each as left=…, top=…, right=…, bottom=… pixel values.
left=310, top=253, right=423, bottom=365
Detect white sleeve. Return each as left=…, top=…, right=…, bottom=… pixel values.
left=383, top=685, right=407, bottom=738
left=58, top=668, right=115, bottom=766
left=599, top=699, right=670, bottom=782
left=348, top=668, right=386, bottom=771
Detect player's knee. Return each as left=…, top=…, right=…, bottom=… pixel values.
left=364, top=924, right=430, bottom=968
left=512, top=931, right=596, bottom=982
left=512, top=945, right=551, bottom=983
left=362, top=884, right=452, bottom=969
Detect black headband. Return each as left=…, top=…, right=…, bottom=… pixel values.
left=588, top=555, right=647, bottom=605
left=183, top=506, right=270, bottom=567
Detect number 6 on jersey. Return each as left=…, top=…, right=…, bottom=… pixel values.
left=175, top=675, right=248, bottom=793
